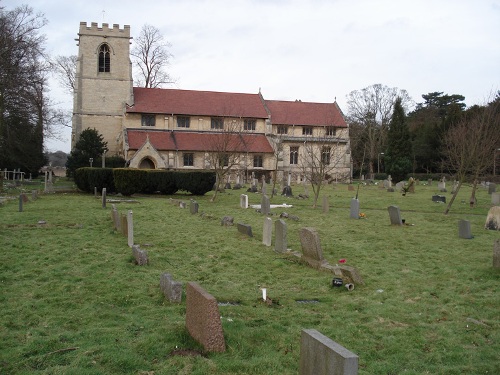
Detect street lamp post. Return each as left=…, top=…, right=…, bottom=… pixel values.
left=89, top=158, right=93, bottom=168
left=378, top=153, right=384, bottom=174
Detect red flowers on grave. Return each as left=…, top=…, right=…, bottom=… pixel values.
left=338, top=258, right=346, bottom=264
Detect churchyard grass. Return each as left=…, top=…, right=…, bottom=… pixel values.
left=1, top=182, right=499, bottom=374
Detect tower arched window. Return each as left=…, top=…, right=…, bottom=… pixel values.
left=98, top=44, right=110, bottom=72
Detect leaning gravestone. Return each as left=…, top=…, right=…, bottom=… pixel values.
left=387, top=205, right=403, bottom=226
left=132, top=245, right=148, bottom=265
left=485, top=206, right=500, bottom=230
left=299, top=228, right=327, bottom=269
left=160, top=273, right=182, bottom=303
left=349, top=198, right=360, bottom=219
left=237, top=223, right=253, bottom=237
left=240, top=194, right=248, bottom=209
left=185, top=282, right=226, bottom=352
left=261, top=194, right=271, bottom=215
left=493, top=239, right=500, bottom=269
left=458, top=219, right=472, bottom=239
left=275, top=219, right=288, bottom=253
left=300, top=329, right=358, bottom=375
left=262, top=217, right=272, bottom=246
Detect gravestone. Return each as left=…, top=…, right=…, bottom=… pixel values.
left=451, top=181, right=459, bottom=194
left=349, top=198, right=360, bottom=219
left=94, top=186, right=97, bottom=198
left=31, top=190, right=38, bottom=201
left=221, top=216, right=234, bottom=226
left=190, top=200, right=199, bottom=214
left=395, top=181, right=405, bottom=191
left=491, top=193, right=500, bottom=205
left=120, top=213, right=128, bottom=237
left=261, top=194, right=271, bottom=215
left=185, top=282, right=226, bottom=352
left=383, top=180, right=389, bottom=189
left=127, top=210, right=134, bottom=247
left=132, top=245, right=148, bottom=265
left=160, top=273, right=183, bottom=303
left=299, top=228, right=327, bottom=269
left=458, top=219, right=472, bottom=239
left=262, top=217, right=272, bottom=246
left=237, top=223, right=253, bottom=237
left=240, top=194, right=248, bottom=209
left=488, top=183, right=496, bottom=194
left=261, top=177, right=267, bottom=195
left=282, top=185, right=293, bottom=197
left=275, top=219, right=288, bottom=253
left=387, top=205, right=403, bottom=226
left=322, top=196, right=329, bottom=213
left=494, top=239, right=500, bottom=269
left=111, top=204, right=119, bottom=230
left=485, top=206, right=500, bottom=230
left=438, top=181, right=446, bottom=192
left=179, top=201, right=186, bottom=209
left=428, top=179, right=432, bottom=185
left=432, top=195, right=446, bottom=203
left=102, top=188, right=107, bottom=209
left=300, top=329, right=358, bottom=375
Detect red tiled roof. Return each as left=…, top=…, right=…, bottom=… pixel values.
left=264, top=100, right=347, bottom=127
left=127, top=87, right=269, bottom=119
left=126, top=129, right=274, bottom=153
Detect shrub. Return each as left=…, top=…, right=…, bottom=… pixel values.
left=113, top=168, right=147, bottom=196
left=74, top=168, right=115, bottom=193
left=175, top=171, right=216, bottom=195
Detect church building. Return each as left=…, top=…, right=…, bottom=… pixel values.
left=72, top=22, right=351, bottom=183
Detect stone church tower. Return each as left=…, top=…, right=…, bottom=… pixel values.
left=72, top=22, right=133, bottom=154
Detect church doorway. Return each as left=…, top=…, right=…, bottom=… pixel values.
left=139, top=158, right=155, bottom=169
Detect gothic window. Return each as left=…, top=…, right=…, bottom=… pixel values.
left=98, top=44, right=111, bottom=72
left=290, top=146, right=299, bottom=165
left=141, top=114, right=155, bottom=127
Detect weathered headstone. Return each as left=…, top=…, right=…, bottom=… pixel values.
left=121, top=213, right=128, bottom=237
left=485, top=206, right=500, bottom=230
left=491, top=193, right=500, bottom=205
left=322, top=196, right=329, bottom=214
left=102, top=188, right=107, bottom=209
left=388, top=205, right=403, bottom=226
left=185, top=282, right=226, bottom=352
left=221, top=216, right=234, bottom=226
left=127, top=210, right=134, bottom=247
left=488, top=183, right=496, bottom=194
left=261, top=194, right=270, bottom=215
left=494, top=239, right=500, bottom=269
left=275, top=219, right=288, bottom=253
left=438, top=181, right=446, bottom=192
left=299, top=228, right=327, bottom=269
left=300, top=329, right=358, bottom=375
left=190, top=200, right=199, bottom=214
left=160, top=273, right=183, bottom=303
left=132, top=244, right=148, bottom=265
left=94, top=186, right=97, bottom=198
left=179, top=201, right=186, bottom=209
left=451, top=180, right=459, bottom=194
left=432, top=195, right=446, bottom=203
left=349, top=198, right=359, bottom=219
left=395, top=181, right=405, bottom=191
left=458, top=219, right=472, bottom=239
left=262, top=217, right=272, bottom=246
left=237, top=223, right=253, bottom=237
left=240, top=194, right=248, bottom=209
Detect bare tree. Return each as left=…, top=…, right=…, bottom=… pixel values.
left=442, top=98, right=500, bottom=214
left=51, top=55, right=77, bottom=94
left=131, top=24, right=175, bottom=88
left=347, top=84, right=413, bottom=177
left=300, top=128, right=350, bottom=208
left=268, top=133, right=285, bottom=198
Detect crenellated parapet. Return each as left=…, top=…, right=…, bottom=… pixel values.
left=78, top=22, right=131, bottom=38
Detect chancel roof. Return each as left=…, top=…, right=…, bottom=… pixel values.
left=265, top=100, right=347, bottom=127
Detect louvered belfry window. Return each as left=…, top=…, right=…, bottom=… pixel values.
left=98, top=44, right=110, bottom=72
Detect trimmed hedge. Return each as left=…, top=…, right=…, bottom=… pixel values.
left=73, top=168, right=215, bottom=196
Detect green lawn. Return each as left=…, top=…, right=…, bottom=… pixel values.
left=1, top=181, right=499, bottom=374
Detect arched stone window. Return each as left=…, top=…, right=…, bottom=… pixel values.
left=139, top=158, right=155, bottom=169
left=98, top=44, right=111, bottom=72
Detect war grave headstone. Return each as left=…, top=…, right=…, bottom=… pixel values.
left=488, top=183, right=496, bottom=194
left=494, top=239, right=500, bottom=269
left=388, top=205, right=403, bottom=226
left=190, top=200, right=199, bottom=214
left=132, top=244, right=148, bottom=265
left=458, top=219, right=472, bottom=239
left=160, top=273, right=182, bottom=303
left=275, top=219, right=288, bottom=253
left=485, top=206, right=500, bottom=230
left=349, top=198, right=360, bottom=219
left=240, top=194, right=248, bottom=209
left=185, top=282, right=226, bottom=352
left=237, top=223, right=253, bottom=237
left=300, top=329, right=358, bottom=375
left=262, top=217, right=272, bottom=246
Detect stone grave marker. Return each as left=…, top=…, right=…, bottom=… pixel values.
left=132, top=245, right=148, bottom=265
left=127, top=210, right=134, bottom=247
left=261, top=194, right=271, bottom=215
left=488, top=183, right=496, bottom=194
left=121, top=213, right=128, bottom=237
left=322, top=196, right=329, bottom=213
left=388, top=205, right=403, bottom=226
left=395, top=181, right=405, bottom=191
left=458, top=219, right=472, bottom=239
left=485, top=206, right=500, bottom=230
left=275, top=219, right=288, bottom=253
left=190, top=200, right=199, bottom=214
left=427, top=178, right=432, bottom=185
left=438, top=180, right=446, bottom=192
left=494, top=239, right=500, bottom=269
left=262, top=217, right=272, bottom=246
left=94, top=186, right=98, bottom=198
left=299, top=227, right=327, bottom=269
left=349, top=198, right=360, bottom=219
left=102, top=188, right=107, bottom=209
left=160, top=273, right=182, bottom=303
left=491, top=193, right=500, bottom=205
left=432, top=195, right=446, bottom=203
left=185, top=282, right=226, bottom=352
left=300, top=329, right=358, bottom=375
left=237, top=223, right=253, bottom=237
left=240, top=194, right=248, bottom=209
left=221, top=216, right=234, bottom=226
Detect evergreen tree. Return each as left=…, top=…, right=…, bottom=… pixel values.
left=384, top=97, right=413, bottom=182
left=66, top=129, right=107, bottom=177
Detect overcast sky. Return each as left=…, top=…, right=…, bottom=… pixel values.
left=3, top=0, right=500, bottom=152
